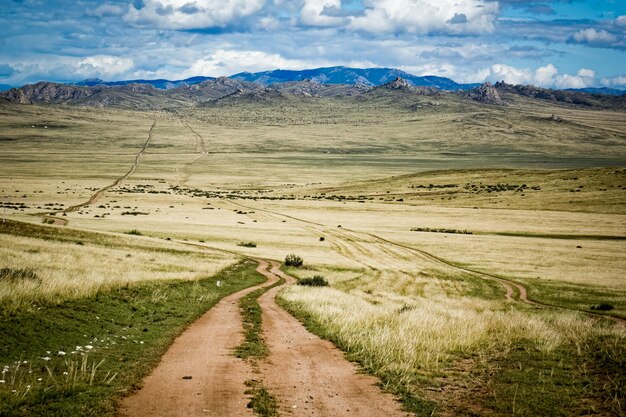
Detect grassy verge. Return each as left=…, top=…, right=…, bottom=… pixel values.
left=235, top=276, right=285, bottom=360
left=234, top=266, right=284, bottom=417
left=0, top=259, right=264, bottom=417
left=277, top=294, right=626, bottom=417
left=518, top=278, right=626, bottom=319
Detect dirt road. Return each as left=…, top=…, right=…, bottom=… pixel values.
left=119, top=259, right=410, bottom=416
left=118, top=260, right=278, bottom=417
left=257, top=261, right=410, bottom=417
left=63, top=116, right=157, bottom=214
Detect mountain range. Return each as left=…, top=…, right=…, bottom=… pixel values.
left=1, top=71, right=625, bottom=111
left=1, top=66, right=624, bottom=96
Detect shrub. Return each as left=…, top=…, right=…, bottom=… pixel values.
left=0, top=268, right=41, bottom=283
left=591, top=303, right=614, bottom=311
left=298, top=275, right=328, bottom=287
left=237, top=241, right=257, bottom=248
left=125, top=230, right=143, bottom=236
left=284, top=254, right=303, bottom=268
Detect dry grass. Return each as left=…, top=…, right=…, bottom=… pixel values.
left=0, top=222, right=235, bottom=311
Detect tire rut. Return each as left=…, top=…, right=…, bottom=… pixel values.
left=256, top=261, right=411, bottom=417
left=226, top=200, right=624, bottom=325
left=62, top=116, right=157, bottom=214
left=118, top=260, right=279, bottom=417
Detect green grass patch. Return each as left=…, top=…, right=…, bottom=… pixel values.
left=234, top=275, right=284, bottom=360
left=0, top=259, right=264, bottom=417
left=478, top=337, right=625, bottom=417
left=244, top=380, right=279, bottom=417
left=519, top=278, right=626, bottom=319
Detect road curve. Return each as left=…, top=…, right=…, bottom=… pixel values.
left=118, top=260, right=278, bottom=417
left=257, top=261, right=411, bottom=417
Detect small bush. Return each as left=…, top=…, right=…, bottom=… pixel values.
left=237, top=241, right=257, bottom=248
left=591, top=303, right=614, bottom=311
left=319, top=237, right=325, bottom=241
left=125, top=230, right=143, bottom=236
left=298, top=275, right=328, bottom=287
left=0, top=268, right=41, bottom=283
left=285, top=254, right=303, bottom=268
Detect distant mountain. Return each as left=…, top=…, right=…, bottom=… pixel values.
left=565, top=87, right=625, bottom=96
left=495, top=81, right=626, bottom=109
left=0, top=84, right=11, bottom=92
left=74, top=76, right=215, bottom=90
left=230, top=66, right=479, bottom=91
left=3, top=76, right=625, bottom=110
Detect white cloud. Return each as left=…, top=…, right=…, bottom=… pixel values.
left=616, top=15, right=626, bottom=26
left=601, top=76, right=626, bottom=87
left=479, top=63, right=596, bottom=88
left=86, top=3, right=124, bottom=18
left=75, top=56, right=135, bottom=78
left=301, top=0, right=346, bottom=27
left=572, top=28, right=616, bottom=43
left=124, top=0, right=266, bottom=30
left=349, top=0, right=499, bottom=35
left=180, top=50, right=313, bottom=78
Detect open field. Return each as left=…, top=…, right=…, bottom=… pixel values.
left=0, top=96, right=625, bottom=416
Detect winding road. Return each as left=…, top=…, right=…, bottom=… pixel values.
left=119, top=259, right=409, bottom=417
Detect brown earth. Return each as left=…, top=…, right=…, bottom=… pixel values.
left=118, top=260, right=278, bottom=417
left=257, top=261, right=411, bottom=417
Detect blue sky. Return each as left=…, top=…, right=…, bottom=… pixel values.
left=1, top=0, right=625, bottom=88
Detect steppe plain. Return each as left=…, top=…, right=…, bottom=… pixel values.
left=0, top=89, right=625, bottom=416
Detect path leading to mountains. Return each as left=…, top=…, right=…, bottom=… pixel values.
left=119, top=259, right=409, bottom=416
left=62, top=116, right=157, bottom=214
left=118, top=260, right=278, bottom=417
left=257, top=261, right=411, bottom=416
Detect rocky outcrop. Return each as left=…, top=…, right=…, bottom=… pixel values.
left=0, top=82, right=99, bottom=104
left=462, top=82, right=505, bottom=105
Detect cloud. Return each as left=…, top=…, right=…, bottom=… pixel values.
left=75, top=55, right=135, bottom=78
left=349, top=0, right=499, bottom=35
left=482, top=63, right=596, bottom=88
left=616, top=15, right=626, bottom=26
left=179, top=49, right=314, bottom=77
left=601, top=76, right=626, bottom=87
left=300, top=0, right=347, bottom=27
left=85, top=3, right=124, bottom=18
left=124, top=0, right=266, bottom=30
left=571, top=28, right=617, bottom=44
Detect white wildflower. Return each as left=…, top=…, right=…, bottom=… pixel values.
left=85, top=345, right=93, bottom=350
left=42, top=357, right=51, bottom=361
left=57, top=351, right=66, bottom=356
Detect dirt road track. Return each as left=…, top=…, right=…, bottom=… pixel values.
left=62, top=116, right=157, bottom=214
left=118, top=260, right=278, bottom=417
left=257, top=261, right=411, bottom=417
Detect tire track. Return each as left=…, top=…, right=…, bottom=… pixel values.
left=62, top=116, right=157, bottom=214
left=257, top=261, right=411, bottom=417
left=173, top=118, right=209, bottom=187
left=119, top=260, right=279, bottom=417
left=225, top=200, right=624, bottom=325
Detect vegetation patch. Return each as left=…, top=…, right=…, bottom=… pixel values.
left=297, top=275, right=329, bottom=287
left=0, top=259, right=264, bottom=417
left=244, top=379, right=279, bottom=417
left=0, top=268, right=40, bottom=284
left=284, top=254, right=303, bottom=268
left=411, top=227, right=473, bottom=235
left=237, top=241, right=257, bottom=248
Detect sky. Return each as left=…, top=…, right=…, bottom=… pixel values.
left=1, top=0, right=625, bottom=88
